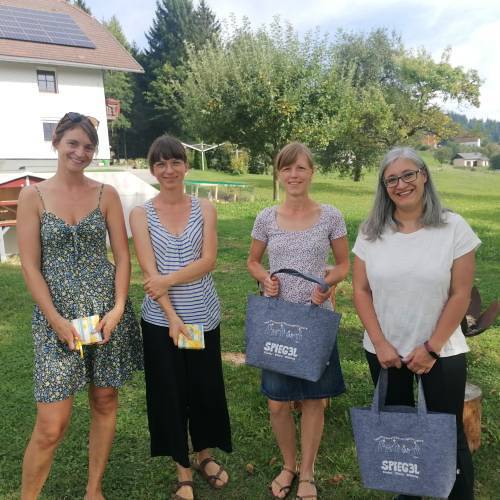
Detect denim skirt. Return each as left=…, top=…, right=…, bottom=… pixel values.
left=261, top=339, right=346, bottom=401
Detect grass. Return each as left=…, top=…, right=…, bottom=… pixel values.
left=0, top=164, right=499, bottom=499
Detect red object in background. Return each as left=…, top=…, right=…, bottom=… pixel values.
left=0, top=175, right=45, bottom=189
left=106, top=98, right=121, bottom=120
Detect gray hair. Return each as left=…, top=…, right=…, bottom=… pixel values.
left=361, top=146, right=447, bottom=240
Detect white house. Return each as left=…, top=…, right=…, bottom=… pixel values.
left=453, top=152, right=490, bottom=168
left=0, top=0, right=143, bottom=172
left=453, top=135, right=481, bottom=148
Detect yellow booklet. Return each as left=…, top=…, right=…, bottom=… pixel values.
left=178, top=324, right=205, bottom=349
left=72, top=315, right=102, bottom=357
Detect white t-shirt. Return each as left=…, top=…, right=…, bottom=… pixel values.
left=352, top=212, right=481, bottom=358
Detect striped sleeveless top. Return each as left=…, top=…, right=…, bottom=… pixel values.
left=141, top=197, right=221, bottom=330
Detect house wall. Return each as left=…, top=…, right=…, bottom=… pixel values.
left=0, top=61, right=110, bottom=171
left=453, top=158, right=489, bottom=168
left=456, top=139, right=481, bottom=148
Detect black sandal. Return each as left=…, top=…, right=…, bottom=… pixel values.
left=269, top=466, right=297, bottom=499
left=171, top=480, right=194, bottom=500
left=295, top=478, right=317, bottom=499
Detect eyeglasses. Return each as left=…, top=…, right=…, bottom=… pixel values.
left=383, top=169, right=423, bottom=188
left=152, top=159, right=186, bottom=170
left=64, top=112, right=99, bottom=130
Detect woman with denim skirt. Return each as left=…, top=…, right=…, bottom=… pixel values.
left=247, top=142, right=349, bottom=499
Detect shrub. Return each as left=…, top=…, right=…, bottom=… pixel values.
left=490, top=154, right=500, bottom=170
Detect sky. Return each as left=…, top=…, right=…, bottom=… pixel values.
left=86, top=0, right=500, bottom=121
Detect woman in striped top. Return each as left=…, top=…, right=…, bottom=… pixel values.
left=130, top=135, right=232, bottom=500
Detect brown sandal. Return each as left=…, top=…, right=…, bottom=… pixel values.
left=171, top=480, right=194, bottom=500
left=269, top=466, right=297, bottom=499
left=295, top=478, right=317, bottom=499
left=193, top=457, right=228, bottom=489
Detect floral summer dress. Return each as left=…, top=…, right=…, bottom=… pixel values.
left=32, top=184, right=143, bottom=403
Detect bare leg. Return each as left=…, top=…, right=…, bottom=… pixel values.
left=268, top=400, right=297, bottom=498
left=297, top=399, right=324, bottom=498
left=174, top=463, right=194, bottom=500
left=195, top=448, right=229, bottom=487
left=85, top=385, right=118, bottom=500
left=21, top=398, right=74, bottom=500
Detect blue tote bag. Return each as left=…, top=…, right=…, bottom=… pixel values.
left=245, top=268, right=341, bottom=382
left=350, top=369, right=457, bottom=498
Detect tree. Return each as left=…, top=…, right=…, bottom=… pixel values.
left=490, top=154, right=500, bottom=170
left=168, top=19, right=338, bottom=196
left=433, top=146, right=453, bottom=165
left=151, top=20, right=482, bottom=189
left=102, top=16, right=134, bottom=160
left=145, top=0, right=195, bottom=71
left=126, top=0, right=221, bottom=154
left=71, top=0, right=92, bottom=15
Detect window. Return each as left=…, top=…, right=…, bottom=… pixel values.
left=37, top=70, right=57, bottom=93
left=43, top=122, right=57, bottom=141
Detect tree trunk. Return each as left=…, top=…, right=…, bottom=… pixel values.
left=352, top=163, right=362, bottom=182
left=273, top=168, right=280, bottom=201
left=463, top=382, right=482, bottom=452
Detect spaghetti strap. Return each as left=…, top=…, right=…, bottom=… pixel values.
left=97, top=183, right=105, bottom=208
left=33, top=185, right=46, bottom=211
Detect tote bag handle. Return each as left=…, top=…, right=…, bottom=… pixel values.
left=371, top=368, right=428, bottom=417
left=271, top=268, right=330, bottom=293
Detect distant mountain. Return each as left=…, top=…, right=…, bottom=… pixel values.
left=449, top=113, right=500, bottom=143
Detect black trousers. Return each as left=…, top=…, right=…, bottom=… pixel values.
left=142, top=319, right=232, bottom=468
left=366, top=351, right=474, bottom=500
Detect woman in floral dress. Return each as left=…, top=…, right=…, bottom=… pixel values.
left=17, top=112, right=142, bottom=500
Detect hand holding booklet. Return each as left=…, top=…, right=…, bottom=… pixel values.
left=71, top=315, right=103, bottom=357
left=177, top=324, right=205, bottom=349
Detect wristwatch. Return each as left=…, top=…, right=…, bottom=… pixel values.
left=424, top=341, right=440, bottom=360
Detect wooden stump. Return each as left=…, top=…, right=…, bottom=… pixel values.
left=463, top=382, right=482, bottom=452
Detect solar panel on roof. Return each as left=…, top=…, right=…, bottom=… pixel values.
left=0, top=5, right=95, bottom=49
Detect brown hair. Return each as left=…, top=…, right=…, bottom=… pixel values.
left=147, top=135, right=187, bottom=173
left=275, top=142, right=314, bottom=172
left=52, top=112, right=99, bottom=149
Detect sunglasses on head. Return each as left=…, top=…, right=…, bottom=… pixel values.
left=64, top=112, right=99, bottom=130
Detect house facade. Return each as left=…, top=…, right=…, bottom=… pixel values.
left=453, top=135, right=481, bottom=148
left=453, top=152, right=490, bottom=168
left=0, top=0, right=143, bottom=172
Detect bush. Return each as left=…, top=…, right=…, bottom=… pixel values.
left=129, top=158, right=148, bottom=169
left=433, top=146, right=453, bottom=165
left=230, top=149, right=249, bottom=174
left=490, top=154, right=500, bottom=170
left=205, top=142, right=249, bottom=174
left=248, top=153, right=270, bottom=174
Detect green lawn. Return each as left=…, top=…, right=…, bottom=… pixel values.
left=1, top=165, right=498, bottom=499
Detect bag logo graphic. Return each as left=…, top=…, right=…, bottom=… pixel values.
left=375, top=436, right=423, bottom=479
left=374, top=436, right=423, bottom=458
left=264, top=320, right=307, bottom=343
left=263, top=342, right=297, bottom=360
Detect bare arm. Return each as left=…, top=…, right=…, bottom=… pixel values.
left=312, top=236, right=350, bottom=305
left=247, top=238, right=279, bottom=296
left=352, top=255, right=402, bottom=368
left=129, top=206, right=189, bottom=345
left=404, top=250, right=475, bottom=373
left=17, top=186, right=79, bottom=350
left=97, top=185, right=130, bottom=341
left=143, top=199, right=218, bottom=299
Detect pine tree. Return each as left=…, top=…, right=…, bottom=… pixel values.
left=103, top=16, right=134, bottom=160
left=72, top=0, right=92, bottom=15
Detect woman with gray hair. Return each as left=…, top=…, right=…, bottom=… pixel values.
left=352, top=147, right=479, bottom=500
